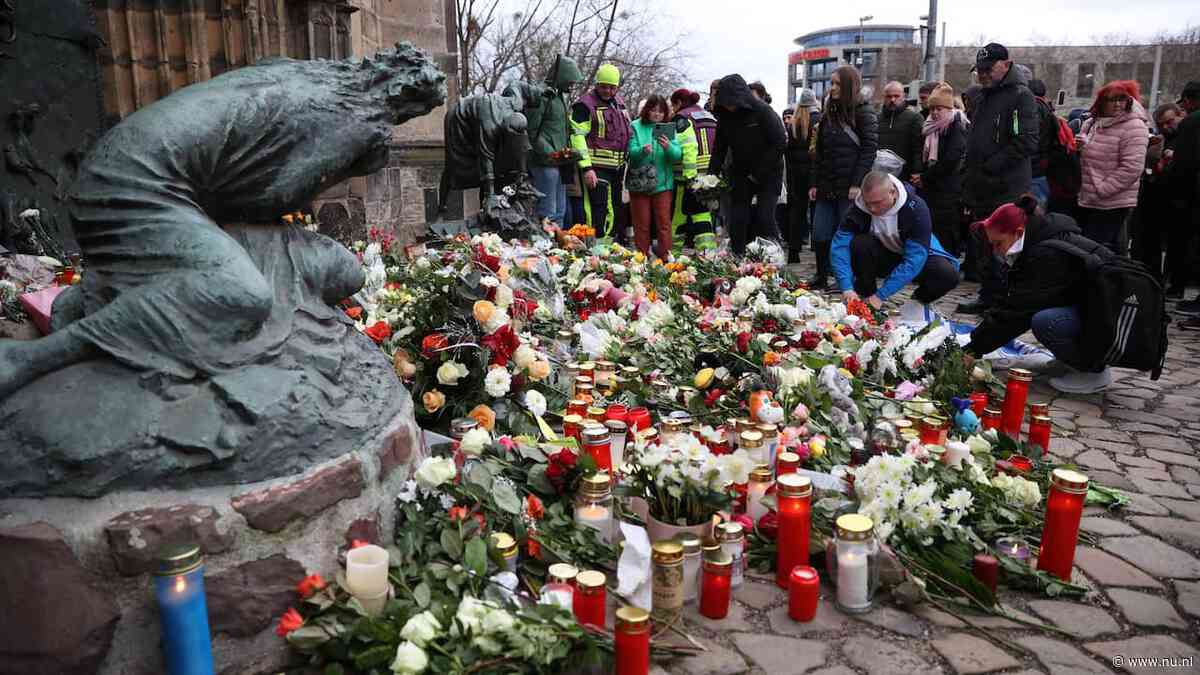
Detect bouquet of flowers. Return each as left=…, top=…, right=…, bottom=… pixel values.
left=689, top=174, right=730, bottom=211
left=621, top=433, right=743, bottom=526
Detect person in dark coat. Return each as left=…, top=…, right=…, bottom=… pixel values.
left=783, top=89, right=821, bottom=262
left=964, top=195, right=1112, bottom=393
left=914, top=84, right=967, bottom=256
left=808, top=65, right=878, bottom=289
left=878, top=81, right=925, bottom=182
left=708, top=74, right=787, bottom=255
left=918, top=80, right=940, bottom=120
left=1171, top=81, right=1200, bottom=322
left=958, top=43, right=1039, bottom=315
left=1137, top=103, right=1185, bottom=292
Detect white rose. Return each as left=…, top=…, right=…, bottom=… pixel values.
left=391, top=642, right=428, bottom=675
left=513, top=344, right=537, bottom=369
left=460, top=427, right=492, bottom=456
left=437, top=361, right=468, bottom=386
left=414, top=456, right=457, bottom=489
left=480, top=276, right=500, bottom=288
left=494, top=284, right=514, bottom=308
left=483, top=308, right=510, bottom=334
left=400, top=611, right=442, bottom=647
left=482, top=608, right=515, bottom=634
left=524, top=390, right=547, bottom=418
left=965, top=434, right=992, bottom=455
left=484, top=368, right=512, bottom=398
left=454, top=596, right=493, bottom=635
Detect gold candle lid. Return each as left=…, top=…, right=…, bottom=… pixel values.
left=776, top=451, right=800, bottom=465
left=1031, top=414, right=1052, bottom=424
left=547, top=563, right=579, bottom=584
left=1051, top=468, right=1089, bottom=494
left=1009, top=368, right=1033, bottom=382
left=639, top=428, right=659, bottom=443
left=777, top=473, right=813, bottom=497
left=586, top=406, right=607, bottom=418
left=563, top=413, right=584, bottom=425
left=605, top=419, right=628, bottom=432
left=756, top=423, right=778, bottom=438
left=835, top=514, right=875, bottom=541
left=891, top=419, right=913, bottom=430
left=575, top=375, right=594, bottom=386
left=702, top=552, right=734, bottom=573
left=580, top=472, right=611, bottom=494
left=717, top=521, right=744, bottom=540
left=596, top=359, right=616, bottom=372
left=983, top=407, right=1002, bottom=416
left=576, top=383, right=594, bottom=394
left=651, top=540, right=684, bottom=564
left=749, top=465, right=772, bottom=483
left=582, top=425, right=611, bottom=443
left=736, top=418, right=755, bottom=432
left=576, top=570, right=606, bottom=589
left=739, top=430, right=764, bottom=448
left=490, top=532, right=518, bottom=555
left=578, top=361, right=597, bottom=371
left=156, top=543, right=202, bottom=576
left=676, top=534, right=702, bottom=555
left=621, top=365, right=641, bottom=376
left=615, top=606, right=650, bottom=631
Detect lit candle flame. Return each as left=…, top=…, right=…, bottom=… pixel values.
left=174, top=576, right=187, bottom=593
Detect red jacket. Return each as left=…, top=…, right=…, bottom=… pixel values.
left=1078, top=102, right=1149, bottom=210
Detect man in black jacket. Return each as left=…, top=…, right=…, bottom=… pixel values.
left=1170, top=81, right=1200, bottom=323
left=709, top=74, right=787, bottom=255
left=957, top=43, right=1039, bottom=315
left=1027, top=78, right=1057, bottom=207
left=879, top=81, right=924, bottom=182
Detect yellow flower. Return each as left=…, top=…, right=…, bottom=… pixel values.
left=811, top=443, right=826, bottom=459
left=528, top=360, right=551, bottom=381
left=838, top=367, right=854, bottom=379
left=498, top=265, right=511, bottom=283
left=422, top=389, right=446, bottom=414
left=473, top=300, right=496, bottom=325
left=632, top=252, right=645, bottom=263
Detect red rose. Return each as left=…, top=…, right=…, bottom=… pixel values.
left=525, top=494, right=545, bottom=520
left=735, top=332, right=752, bottom=354
left=545, top=449, right=579, bottom=493
left=571, top=290, right=586, bottom=303
left=296, top=574, right=326, bottom=599
left=761, top=319, right=779, bottom=333
left=799, top=331, right=821, bottom=350
left=344, top=306, right=363, bottom=320
left=448, top=505, right=487, bottom=531
left=704, top=388, right=724, bottom=407
left=481, top=324, right=519, bottom=366
left=578, top=310, right=591, bottom=322
left=365, top=321, right=391, bottom=344
left=422, top=333, right=448, bottom=357
left=842, top=355, right=861, bottom=375
left=840, top=324, right=856, bottom=336
left=275, top=608, right=304, bottom=637
left=757, top=511, right=779, bottom=540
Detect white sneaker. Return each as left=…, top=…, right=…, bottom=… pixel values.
left=1049, top=368, right=1113, bottom=394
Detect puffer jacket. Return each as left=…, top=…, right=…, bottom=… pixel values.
left=1077, top=102, right=1150, bottom=210
left=963, top=65, right=1038, bottom=212
left=811, top=102, right=879, bottom=198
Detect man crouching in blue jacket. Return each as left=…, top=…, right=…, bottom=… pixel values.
left=831, top=170, right=960, bottom=316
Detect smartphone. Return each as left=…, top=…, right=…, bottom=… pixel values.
left=653, top=123, right=676, bottom=141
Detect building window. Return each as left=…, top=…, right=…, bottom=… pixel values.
left=1076, top=63, right=1096, bottom=99
left=1107, top=62, right=1134, bottom=84
left=1042, top=64, right=1064, bottom=98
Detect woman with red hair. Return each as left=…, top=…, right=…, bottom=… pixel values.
left=1076, top=80, right=1149, bottom=253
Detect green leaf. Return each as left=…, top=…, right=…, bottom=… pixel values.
left=465, top=537, right=488, bottom=576
left=413, top=581, right=432, bottom=609
left=441, top=528, right=464, bottom=560
left=468, top=463, right=494, bottom=489
left=352, top=644, right=396, bottom=670
left=324, top=664, right=347, bottom=675
left=527, top=465, right=556, bottom=496
left=285, top=625, right=331, bottom=651
left=493, top=479, right=522, bottom=514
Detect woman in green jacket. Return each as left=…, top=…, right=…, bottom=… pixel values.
left=627, top=95, right=682, bottom=259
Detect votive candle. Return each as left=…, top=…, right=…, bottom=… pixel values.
left=747, top=465, right=772, bottom=524
left=787, top=565, right=819, bottom=622
left=981, top=407, right=1003, bottom=431
left=573, top=570, right=607, bottom=627
left=345, top=544, right=390, bottom=597
left=614, top=606, right=650, bottom=675
left=969, top=392, right=989, bottom=416
left=1000, top=368, right=1033, bottom=439
left=1037, top=469, right=1089, bottom=581
left=972, top=553, right=999, bottom=594
left=775, top=474, right=813, bottom=589
left=699, top=555, right=733, bottom=619
left=154, top=545, right=215, bottom=675
left=1028, top=415, right=1052, bottom=457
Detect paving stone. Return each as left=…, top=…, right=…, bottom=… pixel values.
left=767, top=601, right=849, bottom=637
left=1075, top=450, right=1120, bottom=472
left=1026, top=600, right=1121, bottom=638
left=961, top=605, right=1041, bottom=630
left=1119, top=423, right=1176, bottom=434
left=1073, top=547, right=1163, bottom=589
left=1083, top=635, right=1200, bottom=671
left=1107, top=395, right=1147, bottom=410
left=1079, top=428, right=1133, bottom=444
left=1013, top=635, right=1111, bottom=675
left=1114, top=454, right=1167, bottom=471
left=1122, top=493, right=1170, bottom=516
left=1157, top=405, right=1200, bottom=423
left=1085, top=470, right=1138, bottom=493
left=685, top=594, right=749, bottom=632
left=1107, top=387, right=1156, bottom=400
left=1051, top=437, right=1087, bottom=457
left=1129, top=475, right=1194, bottom=499
left=1155, top=497, right=1200, bottom=521
left=1102, top=535, right=1200, bottom=579
left=807, top=668, right=857, bottom=675
left=1138, top=435, right=1195, bottom=452
left=931, top=633, right=1020, bottom=674
left=1105, top=409, right=1181, bottom=428
left=1169, top=465, right=1200, bottom=484
left=1189, top=484, right=1200, bottom=498
left=674, top=640, right=749, bottom=675
left=1106, top=588, right=1189, bottom=629
left=854, top=604, right=928, bottom=637
left=1076, top=415, right=1112, bottom=427
left=731, top=633, right=827, bottom=674
left=1174, top=580, right=1200, bottom=618
left=842, top=636, right=938, bottom=675
left=911, top=604, right=967, bottom=627
left=1145, top=449, right=1200, bottom=469
left=1127, top=468, right=1173, bottom=482
left=734, top=580, right=783, bottom=610
left=1129, top=516, right=1200, bottom=549
left=1052, top=399, right=1103, bottom=418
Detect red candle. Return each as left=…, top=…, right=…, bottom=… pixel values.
left=1000, top=369, right=1032, bottom=439
left=563, top=414, right=584, bottom=443
left=573, top=570, right=607, bottom=627
left=581, top=426, right=612, bottom=472
left=568, top=399, right=588, bottom=417
left=972, top=554, right=999, bottom=594
left=776, top=451, right=800, bottom=476
left=919, top=418, right=941, bottom=445
left=981, top=407, right=1002, bottom=431
left=1037, top=469, right=1089, bottom=581
left=606, top=404, right=629, bottom=424
left=614, top=606, right=650, bottom=675
left=1028, top=415, right=1052, bottom=457
left=969, top=392, right=989, bottom=416
left=775, top=474, right=813, bottom=588
left=788, top=565, right=819, bottom=621
left=699, top=555, right=733, bottom=619
left=1009, top=455, right=1033, bottom=474
left=627, top=407, right=652, bottom=433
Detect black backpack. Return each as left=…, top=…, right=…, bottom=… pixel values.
left=1044, top=237, right=1168, bottom=379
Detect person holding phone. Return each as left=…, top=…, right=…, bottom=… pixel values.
left=626, top=95, right=682, bottom=259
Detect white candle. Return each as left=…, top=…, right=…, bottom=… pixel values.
left=609, top=432, right=627, bottom=473
left=346, top=544, right=390, bottom=597
left=574, top=504, right=612, bottom=543
left=747, top=481, right=770, bottom=524
left=837, top=549, right=870, bottom=610
left=721, top=540, right=744, bottom=588
left=943, top=442, right=971, bottom=470
left=539, top=583, right=574, bottom=611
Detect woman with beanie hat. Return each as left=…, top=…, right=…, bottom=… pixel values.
left=914, top=83, right=967, bottom=256
left=964, top=195, right=1113, bottom=393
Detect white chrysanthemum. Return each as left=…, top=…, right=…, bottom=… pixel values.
left=524, top=389, right=547, bottom=418
left=945, top=488, right=974, bottom=512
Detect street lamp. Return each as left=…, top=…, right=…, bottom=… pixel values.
left=857, top=15, right=873, bottom=66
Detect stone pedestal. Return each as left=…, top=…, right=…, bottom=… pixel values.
left=0, top=400, right=425, bottom=675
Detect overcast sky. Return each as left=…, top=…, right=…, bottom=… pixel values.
left=677, top=0, right=1200, bottom=110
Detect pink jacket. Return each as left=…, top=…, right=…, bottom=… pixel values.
left=1078, top=102, right=1149, bottom=210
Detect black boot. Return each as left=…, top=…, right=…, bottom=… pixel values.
left=808, top=241, right=830, bottom=290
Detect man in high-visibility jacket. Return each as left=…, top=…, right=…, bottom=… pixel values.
left=570, top=64, right=632, bottom=243
left=669, top=88, right=717, bottom=251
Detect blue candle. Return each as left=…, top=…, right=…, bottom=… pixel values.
left=154, top=544, right=215, bottom=675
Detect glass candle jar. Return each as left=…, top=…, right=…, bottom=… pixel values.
left=548, top=562, right=579, bottom=586
left=561, top=362, right=582, bottom=390
left=739, top=430, right=765, bottom=464
left=595, top=360, right=616, bottom=387
left=606, top=420, right=628, bottom=471
left=578, top=361, right=596, bottom=380
left=775, top=473, right=813, bottom=588
left=575, top=473, right=613, bottom=543
left=574, top=375, right=594, bottom=396
left=1009, top=455, right=1033, bottom=474
left=1029, top=401, right=1050, bottom=419
left=621, top=365, right=641, bottom=385
left=776, top=451, right=800, bottom=476
left=1037, top=469, right=1089, bottom=581
left=542, top=563, right=576, bottom=611
left=582, top=425, right=613, bottom=473
left=627, top=407, right=652, bottom=433
left=1028, top=415, right=1052, bottom=457
left=699, top=553, right=733, bottom=619
left=614, top=606, right=650, bottom=675
left=717, top=522, right=745, bottom=588
left=1000, top=368, right=1033, bottom=439
left=833, top=514, right=878, bottom=614
left=573, top=570, right=607, bottom=627
left=490, top=532, right=519, bottom=573
left=757, top=423, right=779, bottom=470
left=587, top=406, right=607, bottom=423
left=568, top=398, right=588, bottom=416
left=576, top=383, right=595, bottom=404
left=651, top=541, right=685, bottom=626
left=563, top=413, right=584, bottom=443
left=972, top=553, right=999, bottom=594
left=725, top=418, right=741, bottom=451
left=787, top=565, right=819, bottom=622
left=450, top=417, right=478, bottom=442
left=678, top=534, right=702, bottom=604
left=154, top=544, right=216, bottom=675
left=919, top=417, right=942, bottom=446
left=747, top=465, right=773, bottom=525
left=662, top=418, right=688, bottom=445
left=969, top=392, right=989, bottom=416
left=981, top=407, right=1003, bottom=431
left=606, top=404, right=629, bottom=424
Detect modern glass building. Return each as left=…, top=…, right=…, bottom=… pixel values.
left=788, top=24, right=921, bottom=105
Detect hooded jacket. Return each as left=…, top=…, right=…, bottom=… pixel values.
left=811, top=101, right=879, bottom=198
left=707, top=74, right=787, bottom=183
left=878, top=102, right=925, bottom=179
left=502, top=56, right=584, bottom=166
left=830, top=177, right=957, bottom=300
left=966, top=212, right=1091, bottom=356
left=1077, top=101, right=1150, bottom=210
left=963, top=64, right=1039, bottom=212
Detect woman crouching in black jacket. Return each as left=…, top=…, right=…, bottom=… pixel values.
left=914, top=83, right=967, bottom=256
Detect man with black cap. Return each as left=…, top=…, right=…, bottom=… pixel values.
left=1170, top=81, right=1200, bottom=322
left=957, top=42, right=1039, bottom=315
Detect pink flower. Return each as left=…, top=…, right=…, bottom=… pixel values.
left=894, top=381, right=923, bottom=401
left=790, top=403, right=809, bottom=424
left=905, top=438, right=929, bottom=461
left=497, top=436, right=517, bottom=452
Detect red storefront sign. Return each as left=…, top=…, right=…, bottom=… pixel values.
left=789, top=48, right=831, bottom=64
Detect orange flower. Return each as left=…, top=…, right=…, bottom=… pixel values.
left=525, top=494, right=545, bottom=520
left=296, top=574, right=326, bottom=599
left=448, top=505, right=486, bottom=530
left=647, top=290, right=658, bottom=302
left=473, top=300, right=497, bottom=325
left=393, top=349, right=416, bottom=380
left=275, top=607, right=304, bottom=637
left=467, top=404, right=496, bottom=432
left=345, top=306, right=363, bottom=320
left=365, top=321, right=391, bottom=344
left=422, top=389, right=446, bottom=414
left=527, top=360, right=551, bottom=381
left=527, top=536, right=542, bottom=559
left=763, top=351, right=781, bottom=367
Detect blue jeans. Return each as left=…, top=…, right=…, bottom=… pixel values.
left=530, top=165, right=566, bottom=225
left=1030, top=176, right=1050, bottom=208
left=1031, top=306, right=1089, bottom=370
left=812, top=197, right=852, bottom=243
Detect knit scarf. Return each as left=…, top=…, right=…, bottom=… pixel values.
left=922, top=111, right=960, bottom=165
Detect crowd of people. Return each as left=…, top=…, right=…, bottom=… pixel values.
left=516, top=45, right=1195, bottom=393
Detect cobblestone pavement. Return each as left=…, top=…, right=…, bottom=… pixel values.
left=656, top=259, right=1200, bottom=675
